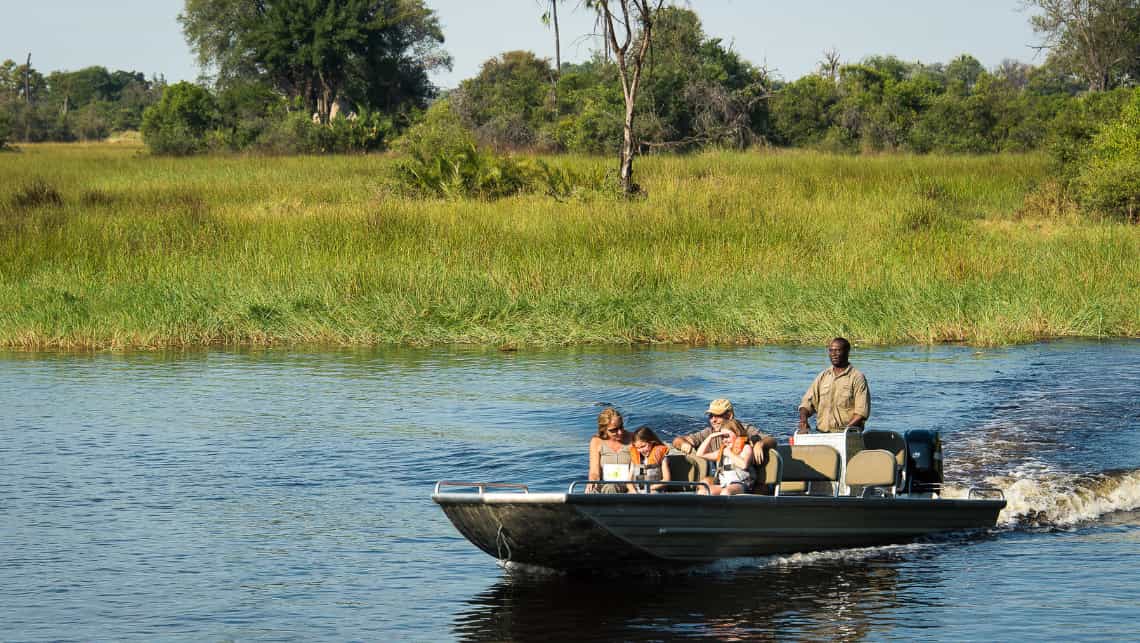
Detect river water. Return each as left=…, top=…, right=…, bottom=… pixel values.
left=2, top=341, right=1138, bottom=641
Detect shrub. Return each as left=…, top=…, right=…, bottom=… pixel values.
left=389, top=137, right=611, bottom=200
left=390, top=143, right=533, bottom=199
left=392, top=99, right=477, bottom=161
left=1044, top=88, right=1132, bottom=186
left=141, top=82, right=219, bottom=155
left=253, top=109, right=390, bottom=155
left=213, top=80, right=285, bottom=151
left=11, top=180, right=64, bottom=209
left=1074, top=88, right=1140, bottom=222
left=532, top=160, right=612, bottom=201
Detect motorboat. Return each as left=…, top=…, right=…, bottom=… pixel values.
left=433, top=429, right=1006, bottom=571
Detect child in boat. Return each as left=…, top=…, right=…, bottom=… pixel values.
left=695, top=418, right=755, bottom=495
left=628, top=426, right=672, bottom=493
left=588, top=407, right=632, bottom=493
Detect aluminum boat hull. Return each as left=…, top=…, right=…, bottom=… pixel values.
left=433, top=492, right=1006, bottom=571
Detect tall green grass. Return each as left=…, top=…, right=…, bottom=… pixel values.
left=1, top=142, right=1137, bottom=349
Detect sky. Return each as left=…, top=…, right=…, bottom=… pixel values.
left=1, top=1, right=1044, bottom=87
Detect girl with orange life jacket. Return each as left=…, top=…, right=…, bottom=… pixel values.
left=694, top=418, right=755, bottom=495
left=627, top=426, right=672, bottom=493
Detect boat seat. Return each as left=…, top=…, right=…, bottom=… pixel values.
left=862, top=430, right=906, bottom=467
left=664, top=453, right=708, bottom=492
left=752, top=448, right=782, bottom=495
left=774, top=445, right=841, bottom=496
left=845, top=449, right=898, bottom=496
left=862, top=430, right=906, bottom=491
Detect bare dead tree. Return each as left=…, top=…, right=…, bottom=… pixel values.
left=595, top=0, right=665, bottom=194
left=818, top=48, right=841, bottom=82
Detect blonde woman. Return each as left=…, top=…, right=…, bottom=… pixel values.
left=588, top=407, right=632, bottom=493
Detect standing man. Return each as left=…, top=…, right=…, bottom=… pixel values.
left=798, top=337, right=870, bottom=433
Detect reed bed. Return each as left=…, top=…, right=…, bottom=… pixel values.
left=1, top=142, right=1137, bottom=349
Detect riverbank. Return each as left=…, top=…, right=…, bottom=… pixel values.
left=1, top=143, right=1137, bottom=349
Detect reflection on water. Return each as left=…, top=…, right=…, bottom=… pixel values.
left=2, top=340, right=1139, bottom=640
left=454, top=560, right=905, bottom=641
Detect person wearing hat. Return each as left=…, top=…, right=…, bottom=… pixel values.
left=671, top=399, right=777, bottom=486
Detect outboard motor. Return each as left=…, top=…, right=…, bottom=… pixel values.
left=903, top=430, right=943, bottom=494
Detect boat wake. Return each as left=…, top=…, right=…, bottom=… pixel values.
left=697, top=540, right=945, bottom=574
left=944, top=466, right=1140, bottom=529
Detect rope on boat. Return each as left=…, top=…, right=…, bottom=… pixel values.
left=495, top=524, right=513, bottom=562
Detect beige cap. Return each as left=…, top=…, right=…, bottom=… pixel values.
left=705, top=398, right=733, bottom=415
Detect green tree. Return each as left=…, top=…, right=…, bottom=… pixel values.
left=453, top=50, right=555, bottom=149
left=180, top=0, right=451, bottom=122
left=215, top=79, right=286, bottom=149
left=945, top=54, right=985, bottom=91
left=47, top=66, right=113, bottom=114
left=1024, top=0, right=1140, bottom=91
left=549, top=61, right=624, bottom=153
left=1075, top=87, right=1140, bottom=220
left=638, top=6, right=772, bottom=148
left=141, top=81, right=219, bottom=155
left=770, top=75, right=839, bottom=146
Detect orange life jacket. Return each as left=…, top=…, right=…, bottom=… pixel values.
left=716, top=435, right=750, bottom=466
left=630, top=444, right=669, bottom=466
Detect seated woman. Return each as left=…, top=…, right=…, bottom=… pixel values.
left=694, top=418, right=755, bottom=496
left=628, top=426, right=672, bottom=493
left=588, top=407, right=632, bottom=493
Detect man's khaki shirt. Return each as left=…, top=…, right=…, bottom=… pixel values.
left=799, top=365, right=870, bottom=432
left=678, top=422, right=770, bottom=452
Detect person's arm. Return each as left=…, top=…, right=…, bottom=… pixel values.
left=652, top=446, right=671, bottom=492
left=797, top=406, right=812, bottom=433
left=672, top=428, right=709, bottom=454
left=754, top=435, right=777, bottom=467
left=694, top=432, right=721, bottom=461
left=587, top=437, right=601, bottom=493
left=849, top=373, right=870, bottom=428
left=798, top=374, right=821, bottom=433
left=726, top=439, right=754, bottom=471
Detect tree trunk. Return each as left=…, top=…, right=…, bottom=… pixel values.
left=598, top=0, right=661, bottom=194
left=552, top=0, right=561, bottom=74
left=550, top=0, right=561, bottom=115
left=619, top=96, right=637, bottom=192
left=24, top=53, right=31, bottom=141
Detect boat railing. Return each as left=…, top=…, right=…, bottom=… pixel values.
left=967, top=486, right=1005, bottom=500
left=567, top=480, right=711, bottom=494
left=433, top=481, right=530, bottom=495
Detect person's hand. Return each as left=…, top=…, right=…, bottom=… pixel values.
left=796, top=421, right=809, bottom=434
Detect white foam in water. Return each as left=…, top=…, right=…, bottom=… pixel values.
left=950, top=466, right=1140, bottom=528
left=692, top=540, right=941, bottom=576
